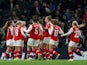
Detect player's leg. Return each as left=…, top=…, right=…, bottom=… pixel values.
left=4, top=46, right=11, bottom=59
left=15, top=46, right=22, bottom=59
left=73, top=43, right=84, bottom=56
left=53, top=41, right=60, bottom=59
left=14, top=40, right=24, bottom=60
left=26, top=46, right=31, bottom=59
left=42, top=37, right=49, bottom=59
left=48, top=39, right=60, bottom=60
left=48, top=44, right=54, bottom=60
left=26, top=38, right=32, bottom=59
left=48, top=39, right=55, bottom=60
left=27, top=38, right=36, bottom=60
left=5, top=40, right=14, bottom=59
left=35, top=40, right=42, bottom=60
left=68, top=41, right=74, bottom=61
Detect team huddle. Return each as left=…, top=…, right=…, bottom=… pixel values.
left=5, top=16, right=84, bottom=61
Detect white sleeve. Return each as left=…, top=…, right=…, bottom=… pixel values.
left=79, top=30, right=82, bottom=37
left=26, top=33, right=30, bottom=37
left=63, top=28, right=73, bottom=36
left=21, top=27, right=26, bottom=38
left=48, top=24, right=53, bottom=35
left=10, top=27, right=14, bottom=36
left=40, top=25, right=43, bottom=32
left=25, top=25, right=32, bottom=33
left=59, top=28, right=64, bottom=34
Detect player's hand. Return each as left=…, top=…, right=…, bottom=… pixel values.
left=61, top=34, right=64, bottom=37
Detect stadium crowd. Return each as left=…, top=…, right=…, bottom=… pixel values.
left=0, top=0, right=87, bottom=61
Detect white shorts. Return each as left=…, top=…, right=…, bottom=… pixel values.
left=14, top=40, right=24, bottom=47
left=27, top=38, right=39, bottom=47
left=39, top=40, right=42, bottom=45
left=6, top=39, right=14, bottom=46
left=49, top=39, right=59, bottom=46
left=69, top=41, right=79, bottom=47
left=43, top=37, right=50, bottom=44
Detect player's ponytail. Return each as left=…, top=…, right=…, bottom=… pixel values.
left=72, top=21, right=79, bottom=27
left=2, top=20, right=13, bottom=30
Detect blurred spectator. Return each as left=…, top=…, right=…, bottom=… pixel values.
left=62, top=15, right=68, bottom=33
left=20, top=14, right=28, bottom=21
left=30, top=0, right=45, bottom=16
left=0, top=28, right=5, bottom=41
left=83, top=9, right=87, bottom=23
left=9, top=0, right=16, bottom=10
left=64, top=8, right=72, bottom=20
left=9, top=11, right=19, bottom=22
left=13, top=4, right=22, bottom=18
left=71, top=10, right=82, bottom=24
left=16, top=0, right=29, bottom=11
left=53, top=6, right=61, bottom=20
left=0, top=0, right=16, bottom=10
left=0, top=11, right=3, bottom=27
left=82, top=0, right=87, bottom=8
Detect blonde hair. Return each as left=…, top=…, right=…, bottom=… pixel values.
left=51, top=19, right=56, bottom=24
left=72, top=21, right=79, bottom=27
left=15, top=20, right=22, bottom=26
left=46, top=16, right=51, bottom=21
left=2, top=21, right=9, bottom=30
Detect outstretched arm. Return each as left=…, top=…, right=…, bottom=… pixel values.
left=61, top=28, right=73, bottom=37
left=24, top=25, right=32, bottom=33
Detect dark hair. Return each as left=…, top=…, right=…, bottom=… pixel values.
left=7, top=20, right=13, bottom=28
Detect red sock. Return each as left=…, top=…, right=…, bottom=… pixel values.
left=9, top=50, right=13, bottom=58
left=14, top=51, right=17, bottom=59
left=4, top=53, right=9, bottom=58
left=68, top=50, right=73, bottom=59
left=27, top=50, right=30, bottom=59
left=16, top=50, right=22, bottom=59
left=74, top=48, right=81, bottom=53
left=46, top=49, right=49, bottom=58
left=53, top=50, right=58, bottom=56
left=35, top=48, right=39, bottom=54
left=42, top=48, right=47, bottom=59
left=36, top=49, right=42, bottom=55
left=48, top=50, right=53, bottom=60
left=5, top=49, right=12, bottom=58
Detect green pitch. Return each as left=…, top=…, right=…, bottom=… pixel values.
left=0, top=60, right=87, bottom=65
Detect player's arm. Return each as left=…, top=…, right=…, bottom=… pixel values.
left=61, top=28, right=73, bottom=37
left=40, top=24, right=43, bottom=32
left=21, top=27, right=26, bottom=38
left=22, top=26, right=30, bottom=37
left=59, top=27, right=64, bottom=34
left=48, top=24, right=53, bottom=35
left=24, top=25, right=32, bottom=33
left=78, top=23, right=85, bottom=28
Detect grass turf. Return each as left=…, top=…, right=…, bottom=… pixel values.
left=0, top=60, right=87, bottom=65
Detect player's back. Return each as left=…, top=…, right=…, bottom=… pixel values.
left=6, top=26, right=13, bottom=40
left=44, top=22, right=51, bottom=37
left=50, top=25, right=60, bottom=41
left=14, top=26, right=22, bottom=40
left=70, top=26, right=81, bottom=43
left=30, top=23, right=40, bottom=40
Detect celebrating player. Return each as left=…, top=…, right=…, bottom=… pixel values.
left=48, top=19, right=63, bottom=60
left=61, top=21, right=84, bottom=61
left=25, top=20, right=43, bottom=60
left=13, top=21, right=26, bottom=60
left=5, top=20, right=14, bottom=60
left=42, top=16, right=53, bottom=59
